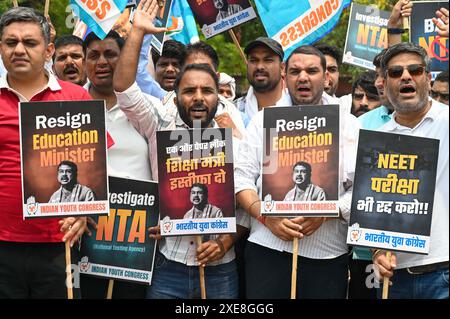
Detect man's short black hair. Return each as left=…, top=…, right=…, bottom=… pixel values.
left=313, top=43, right=342, bottom=66
left=191, top=183, right=208, bottom=199
left=53, top=35, right=83, bottom=61
left=151, top=40, right=186, bottom=67
left=286, top=45, right=327, bottom=73
left=0, top=7, right=50, bottom=44
left=435, top=70, right=449, bottom=83
left=83, top=30, right=124, bottom=55
left=174, top=63, right=219, bottom=95
left=352, top=70, right=378, bottom=97
left=381, top=42, right=430, bottom=76
left=372, top=48, right=388, bottom=69
left=185, top=41, right=220, bottom=71
left=293, top=161, right=311, bottom=174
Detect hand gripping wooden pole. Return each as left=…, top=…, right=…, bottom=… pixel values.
left=290, top=237, right=299, bottom=299
left=196, top=236, right=207, bottom=299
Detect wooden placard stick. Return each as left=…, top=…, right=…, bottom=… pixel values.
left=106, top=279, right=115, bottom=299
left=65, top=240, right=74, bottom=299
left=402, top=16, right=410, bottom=30
left=382, top=251, right=392, bottom=299
left=44, top=0, right=50, bottom=17
left=290, top=237, right=299, bottom=299
left=228, top=29, right=247, bottom=65
left=12, top=0, right=19, bottom=7
left=196, top=236, right=207, bottom=299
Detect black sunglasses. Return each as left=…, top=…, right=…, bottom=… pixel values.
left=386, top=64, right=426, bottom=78
left=431, top=90, right=449, bottom=101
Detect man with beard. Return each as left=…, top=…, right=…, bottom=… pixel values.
left=213, top=0, right=243, bottom=22
left=284, top=162, right=326, bottom=201
left=52, top=35, right=87, bottom=86
left=113, top=0, right=240, bottom=299
left=235, top=45, right=359, bottom=298
left=372, top=42, right=448, bottom=299
left=48, top=161, right=95, bottom=203
left=235, top=37, right=287, bottom=120
left=351, top=71, right=381, bottom=117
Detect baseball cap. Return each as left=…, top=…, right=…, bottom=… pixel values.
left=244, top=37, right=284, bottom=60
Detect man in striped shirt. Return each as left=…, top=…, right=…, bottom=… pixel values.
left=235, top=45, right=359, bottom=299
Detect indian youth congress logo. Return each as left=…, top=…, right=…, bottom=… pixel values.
left=263, top=194, right=274, bottom=213
left=26, top=196, right=39, bottom=215
left=79, top=256, right=90, bottom=273
left=162, top=216, right=173, bottom=234
left=349, top=223, right=362, bottom=242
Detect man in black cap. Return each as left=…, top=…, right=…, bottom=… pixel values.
left=235, top=37, right=287, bottom=120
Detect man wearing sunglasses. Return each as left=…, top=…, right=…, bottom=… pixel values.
left=372, top=42, right=449, bottom=299
left=431, top=70, right=449, bottom=106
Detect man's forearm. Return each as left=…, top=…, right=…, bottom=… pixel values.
left=236, top=189, right=261, bottom=219
left=114, top=28, right=145, bottom=92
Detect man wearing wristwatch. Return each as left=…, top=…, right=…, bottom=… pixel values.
left=372, top=42, right=448, bottom=299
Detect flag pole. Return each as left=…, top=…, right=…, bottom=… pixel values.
left=229, top=29, right=247, bottom=64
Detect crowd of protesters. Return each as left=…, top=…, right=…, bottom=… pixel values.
left=0, top=0, right=448, bottom=299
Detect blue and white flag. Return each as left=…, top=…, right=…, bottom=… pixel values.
left=165, top=0, right=199, bottom=44
left=70, top=0, right=129, bottom=40
left=255, top=0, right=351, bottom=59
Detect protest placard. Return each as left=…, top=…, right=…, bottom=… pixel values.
left=157, top=128, right=236, bottom=237
left=410, top=1, right=449, bottom=80
left=187, top=0, right=256, bottom=38
left=343, top=3, right=390, bottom=70
left=347, top=130, right=439, bottom=254
left=20, top=100, right=109, bottom=218
left=80, top=176, right=159, bottom=284
left=261, top=105, right=340, bottom=217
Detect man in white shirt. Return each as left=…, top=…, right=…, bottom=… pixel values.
left=235, top=45, right=360, bottom=298
left=373, top=42, right=449, bottom=299
left=235, top=37, right=287, bottom=120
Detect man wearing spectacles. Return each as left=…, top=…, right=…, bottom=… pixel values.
left=351, top=71, right=381, bottom=117
left=431, top=70, right=449, bottom=106
left=372, top=42, right=448, bottom=299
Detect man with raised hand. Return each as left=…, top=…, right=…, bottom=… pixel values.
left=113, top=0, right=241, bottom=299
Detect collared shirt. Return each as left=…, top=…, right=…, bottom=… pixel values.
left=115, top=83, right=240, bottom=266
left=0, top=71, right=91, bottom=243
left=235, top=92, right=360, bottom=259
left=136, top=35, right=167, bottom=101
left=378, top=100, right=449, bottom=269
left=84, top=83, right=152, bottom=180
left=358, top=105, right=392, bottom=130
left=235, top=86, right=289, bottom=120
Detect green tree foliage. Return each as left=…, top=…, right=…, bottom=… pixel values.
left=0, top=0, right=72, bottom=36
